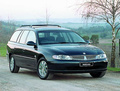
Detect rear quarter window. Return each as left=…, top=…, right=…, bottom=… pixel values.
left=10, top=31, right=21, bottom=42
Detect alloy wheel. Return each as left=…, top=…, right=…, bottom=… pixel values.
left=10, top=57, right=15, bottom=71
left=38, top=61, right=48, bottom=78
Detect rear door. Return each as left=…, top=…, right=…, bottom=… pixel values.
left=14, top=30, right=29, bottom=67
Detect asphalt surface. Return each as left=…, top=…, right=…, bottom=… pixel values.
left=0, top=57, right=120, bottom=91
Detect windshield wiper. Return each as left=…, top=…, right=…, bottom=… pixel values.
left=72, top=42, right=86, bottom=44
left=57, top=42, right=70, bottom=44
left=56, top=42, right=87, bottom=44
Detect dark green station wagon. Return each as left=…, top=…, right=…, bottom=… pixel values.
left=7, top=24, right=108, bottom=79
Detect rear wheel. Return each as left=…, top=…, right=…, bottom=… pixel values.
left=37, top=57, right=53, bottom=80
left=9, top=56, right=19, bottom=73
left=90, top=71, right=106, bottom=78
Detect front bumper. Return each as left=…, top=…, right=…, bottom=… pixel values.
left=47, top=59, right=108, bottom=73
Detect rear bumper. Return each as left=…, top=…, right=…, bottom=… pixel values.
left=48, top=60, right=108, bottom=73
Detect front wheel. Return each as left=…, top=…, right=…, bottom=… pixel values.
left=90, top=71, right=106, bottom=78
left=9, top=56, right=19, bottom=73
left=37, top=57, right=53, bottom=80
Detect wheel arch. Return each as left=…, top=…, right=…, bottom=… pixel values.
left=37, top=54, right=45, bottom=63
left=8, top=53, right=12, bottom=61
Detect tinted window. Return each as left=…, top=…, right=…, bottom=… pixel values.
left=26, top=31, right=36, bottom=43
left=68, top=32, right=84, bottom=42
left=10, top=31, right=21, bottom=42
left=19, top=31, right=29, bottom=44
left=38, top=30, right=85, bottom=44
left=38, top=32, right=45, bottom=38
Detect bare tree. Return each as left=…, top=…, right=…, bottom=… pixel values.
left=77, top=0, right=120, bottom=67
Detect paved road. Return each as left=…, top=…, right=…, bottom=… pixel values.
left=0, top=57, right=120, bottom=91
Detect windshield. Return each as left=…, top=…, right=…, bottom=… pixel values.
left=38, top=30, right=85, bottom=44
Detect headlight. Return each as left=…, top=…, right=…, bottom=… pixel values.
left=96, top=54, right=107, bottom=59
left=52, top=55, right=72, bottom=60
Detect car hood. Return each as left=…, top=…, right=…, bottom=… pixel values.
left=39, top=44, right=104, bottom=55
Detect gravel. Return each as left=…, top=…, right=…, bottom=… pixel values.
left=0, top=57, right=120, bottom=91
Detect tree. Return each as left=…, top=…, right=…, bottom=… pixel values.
left=0, top=19, right=16, bottom=43
left=90, top=35, right=99, bottom=44
left=83, top=35, right=90, bottom=40
left=77, top=0, right=120, bottom=67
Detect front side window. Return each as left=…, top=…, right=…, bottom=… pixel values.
left=26, top=31, right=36, bottom=43
left=19, top=31, right=29, bottom=44
left=38, top=30, right=85, bottom=44
left=10, top=31, right=21, bottom=42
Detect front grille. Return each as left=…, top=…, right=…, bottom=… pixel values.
left=72, top=55, right=97, bottom=60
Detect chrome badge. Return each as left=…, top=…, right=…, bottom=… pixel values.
left=83, top=52, right=86, bottom=55
left=84, top=56, right=87, bottom=60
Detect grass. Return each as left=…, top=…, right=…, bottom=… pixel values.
left=107, top=67, right=120, bottom=71
left=0, top=43, right=7, bottom=57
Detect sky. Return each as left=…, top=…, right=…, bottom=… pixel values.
left=0, top=0, right=83, bottom=21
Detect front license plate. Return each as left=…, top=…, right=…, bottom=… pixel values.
left=79, top=62, right=94, bottom=67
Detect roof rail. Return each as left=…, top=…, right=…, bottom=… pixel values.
left=20, top=25, right=32, bottom=27
left=20, top=24, right=61, bottom=28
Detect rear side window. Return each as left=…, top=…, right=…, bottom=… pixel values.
left=19, top=31, right=29, bottom=44
left=26, top=31, right=36, bottom=43
left=10, top=31, right=21, bottom=42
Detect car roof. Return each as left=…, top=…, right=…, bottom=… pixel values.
left=35, top=27, right=70, bottom=31
left=16, top=24, right=71, bottom=32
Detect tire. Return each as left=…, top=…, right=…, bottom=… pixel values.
left=9, top=56, right=19, bottom=73
left=90, top=71, right=106, bottom=78
left=37, top=57, right=53, bottom=80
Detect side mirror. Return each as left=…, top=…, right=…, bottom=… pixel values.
left=85, top=40, right=91, bottom=44
left=27, top=41, right=36, bottom=46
